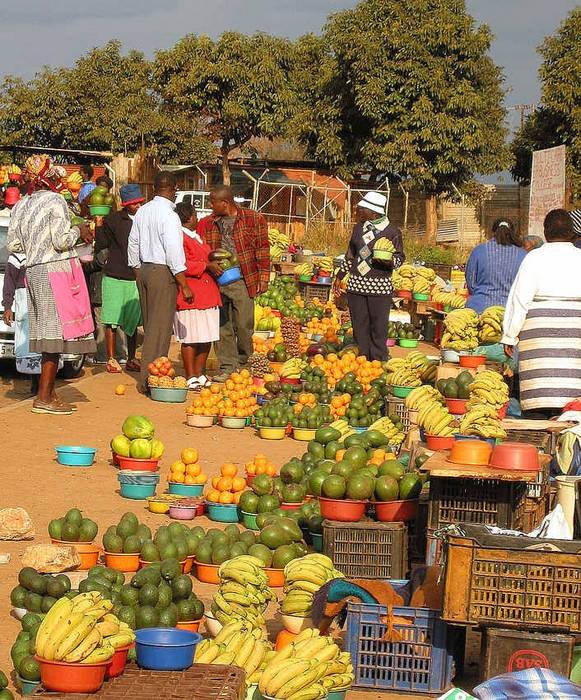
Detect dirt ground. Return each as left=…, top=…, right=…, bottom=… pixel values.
left=0, top=356, right=471, bottom=699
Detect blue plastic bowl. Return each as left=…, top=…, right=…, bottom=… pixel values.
left=217, top=266, right=242, bottom=286
left=135, top=627, right=201, bottom=670
left=118, top=471, right=160, bottom=484
left=150, top=387, right=188, bottom=403
left=17, top=675, right=40, bottom=696
left=206, top=502, right=240, bottom=523
left=119, top=481, right=158, bottom=500
left=168, top=482, right=204, bottom=497
left=55, top=446, right=96, bottom=467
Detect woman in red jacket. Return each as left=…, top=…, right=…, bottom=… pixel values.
left=174, top=203, right=223, bottom=389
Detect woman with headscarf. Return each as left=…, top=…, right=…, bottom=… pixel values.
left=7, top=155, right=95, bottom=415
left=464, top=219, right=526, bottom=313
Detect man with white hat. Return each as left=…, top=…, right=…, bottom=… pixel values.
left=334, top=191, right=404, bottom=360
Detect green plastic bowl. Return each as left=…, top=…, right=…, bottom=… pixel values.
left=89, top=205, right=111, bottom=216
left=206, top=502, right=240, bottom=523
left=327, top=687, right=351, bottom=700
left=413, top=293, right=429, bottom=301
left=241, top=511, right=259, bottom=530
left=150, top=387, right=188, bottom=403
left=373, top=249, right=393, bottom=261
left=398, top=338, right=419, bottom=348
left=392, top=385, right=414, bottom=398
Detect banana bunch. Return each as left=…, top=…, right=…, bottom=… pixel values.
left=327, top=419, right=357, bottom=444
left=259, top=628, right=352, bottom=699
left=398, top=264, right=416, bottom=279
left=280, top=358, right=307, bottom=379
left=432, top=289, right=466, bottom=309
left=282, top=554, right=344, bottom=617
left=35, top=592, right=130, bottom=664
left=419, top=361, right=437, bottom=384
left=269, top=228, right=290, bottom=260
left=67, top=171, right=83, bottom=185
left=413, top=276, right=431, bottom=294
left=212, top=556, right=276, bottom=629
left=479, top=306, right=504, bottom=344
left=368, top=416, right=405, bottom=445
left=295, top=263, right=313, bottom=277
left=405, top=351, right=438, bottom=385
left=459, top=404, right=507, bottom=439
left=7, top=164, right=21, bottom=175
left=441, top=308, right=479, bottom=351
left=466, top=370, right=509, bottom=410
left=417, top=402, right=457, bottom=437
left=313, top=256, right=333, bottom=273
left=405, top=385, right=445, bottom=411
left=384, top=358, right=422, bottom=388
left=415, top=266, right=436, bottom=281
left=374, top=238, right=395, bottom=252
left=392, top=270, right=413, bottom=291
left=195, top=620, right=272, bottom=683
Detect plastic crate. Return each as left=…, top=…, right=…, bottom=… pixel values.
left=322, top=519, right=408, bottom=579
left=505, top=429, right=551, bottom=454
left=442, top=524, right=581, bottom=632
left=298, top=281, right=331, bottom=304
left=523, top=492, right=550, bottom=533
left=428, top=476, right=527, bottom=530
left=385, top=396, right=416, bottom=433
left=345, top=601, right=456, bottom=694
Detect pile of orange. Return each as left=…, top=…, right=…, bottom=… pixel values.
left=217, top=369, right=259, bottom=417
left=292, top=393, right=318, bottom=415
left=305, top=316, right=340, bottom=338
left=205, top=462, right=247, bottom=504
left=167, top=448, right=207, bottom=484
left=245, top=453, right=277, bottom=476
left=186, top=385, right=222, bottom=417
left=330, top=393, right=352, bottom=419
left=310, top=352, right=384, bottom=391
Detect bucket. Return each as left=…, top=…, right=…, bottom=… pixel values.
left=555, top=476, right=581, bottom=536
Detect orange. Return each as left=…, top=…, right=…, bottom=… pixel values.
left=221, top=462, right=238, bottom=478
left=200, top=388, right=211, bottom=399
left=184, top=474, right=195, bottom=484
left=186, top=463, right=201, bottom=477
left=232, top=491, right=242, bottom=505
left=181, top=448, right=199, bottom=465
left=219, top=491, right=234, bottom=504
left=192, top=398, right=203, bottom=409
left=232, top=476, right=246, bottom=492
left=171, top=461, right=186, bottom=474
left=265, top=464, right=277, bottom=476
left=211, top=476, right=221, bottom=489
left=172, top=473, right=185, bottom=483
left=115, top=384, right=126, bottom=396
left=193, top=473, right=207, bottom=484
left=217, top=476, right=233, bottom=492
left=231, top=372, right=241, bottom=384
left=240, top=368, right=251, bottom=379
left=206, top=488, right=220, bottom=502
left=255, top=455, right=267, bottom=468
left=246, top=463, right=257, bottom=476
left=225, top=379, right=235, bottom=391
left=210, top=383, right=222, bottom=394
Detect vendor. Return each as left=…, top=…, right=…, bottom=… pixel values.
left=333, top=191, right=403, bottom=361
left=465, top=219, right=526, bottom=313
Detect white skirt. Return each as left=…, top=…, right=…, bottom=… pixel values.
left=174, top=307, right=220, bottom=344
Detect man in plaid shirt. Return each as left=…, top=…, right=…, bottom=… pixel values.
left=197, top=187, right=270, bottom=380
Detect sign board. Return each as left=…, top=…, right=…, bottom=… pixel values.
left=528, top=145, right=566, bottom=239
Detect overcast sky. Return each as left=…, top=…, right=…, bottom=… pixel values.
left=0, top=0, right=578, bottom=130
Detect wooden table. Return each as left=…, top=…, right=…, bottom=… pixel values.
left=422, top=449, right=548, bottom=483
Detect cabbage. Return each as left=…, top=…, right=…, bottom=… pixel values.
left=150, top=439, right=164, bottom=459
left=111, top=434, right=131, bottom=457
left=122, top=415, right=155, bottom=440
left=130, top=438, right=153, bottom=459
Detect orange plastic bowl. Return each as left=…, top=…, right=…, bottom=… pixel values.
left=37, top=657, right=109, bottom=693
left=319, top=497, right=366, bottom=522
left=176, top=618, right=204, bottom=633
left=459, top=354, right=486, bottom=368
left=50, top=541, right=100, bottom=570
left=265, top=568, right=285, bottom=587
left=445, top=398, right=468, bottom=415
left=106, top=643, right=134, bottom=679
left=498, top=402, right=509, bottom=419
left=104, top=552, right=140, bottom=572
left=489, top=442, right=540, bottom=471
left=449, top=439, right=493, bottom=466
left=194, top=561, right=221, bottom=584
left=374, top=499, right=419, bottom=522
left=183, top=556, right=194, bottom=574
left=425, top=434, right=455, bottom=451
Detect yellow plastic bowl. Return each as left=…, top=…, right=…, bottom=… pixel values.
left=292, top=428, right=317, bottom=441
left=147, top=498, right=170, bottom=514
left=259, top=427, right=286, bottom=440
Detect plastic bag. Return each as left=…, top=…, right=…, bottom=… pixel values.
left=529, top=504, right=573, bottom=540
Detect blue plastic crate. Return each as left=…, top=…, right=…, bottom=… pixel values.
left=345, top=601, right=455, bottom=694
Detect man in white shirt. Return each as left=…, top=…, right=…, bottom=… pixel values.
left=128, top=171, right=193, bottom=391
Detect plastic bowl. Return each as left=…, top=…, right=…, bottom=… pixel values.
left=119, top=481, right=157, bottom=500
left=310, top=532, right=323, bottom=552
left=259, top=426, right=286, bottom=440
left=186, top=414, right=215, bottom=428
left=116, top=456, right=160, bottom=472
left=104, top=551, right=140, bottom=572
left=446, top=398, right=468, bottom=415
left=17, top=674, right=40, bottom=696
left=442, top=349, right=460, bottom=364
left=498, top=402, right=509, bottom=419
left=241, top=511, right=259, bottom=530
left=169, top=504, right=198, bottom=520
left=280, top=612, right=316, bottom=634
left=88, top=205, right=111, bottom=216
left=217, top=266, right=242, bottom=286
left=293, top=428, right=317, bottom=441
left=413, top=293, right=430, bottom=301
left=264, top=568, right=285, bottom=587
left=374, top=499, right=419, bottom=522
left=328, top=688, right=351, bottom=700
left=204, top=611, right=222, bottom=637
left=36, top=656, right=109, bottom=693
left=106, top=643, right=134, bottom=679
left=425, top=434, right=455, bottom=451
left=489, top=441, right=540, bottom=471
left=167, top=482, right=204, bottom=497
left=176, top=618, right=204, bottom=633
left=205, top=501, right=240, bottom=522
left=391, top=385, right=414, bottom=399
left=147, top=497, right=171, bottom=514
left=280, top=377, right=301, bottom=385
left=319, top=497, right=366, bottom=522
left=150, top=387, right=188, bottom=403
left=55, top=446, right=96, bottom=467
left=222, top=415, right=247, bottom=429
left=398, top=338, right=419, bottom=348
left=50, top=540, right=100, bottom=570
left=459, top=354, right=486, bottom=368
left=386, top=338, right=396, bottom=347
left=194, top=561, right=221, bottom=584
left=396, top=290, right=412, bottom=299
left=448, top=439, right=493, bottom=466
left=454, top=434, right=496, bottom=447
left=183, top=555, right=194, bottom=574
left=135, top=627, right=201, bottom=671
left=280, top=501, right=307, bottom=511
left=373, top=249, right=393, bottom=261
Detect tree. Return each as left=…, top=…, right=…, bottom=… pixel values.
left=153, top=32, right=298, bottom=184
left=510, top=107, right=564, bottom=185
left=295, top=0, right=510, bottom=241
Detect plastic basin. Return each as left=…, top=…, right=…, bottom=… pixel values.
left=88, top=205, right=111, bottom=216
left=280, top=501, right=307, bottom=511
left=425, top=434, right=455, bottom=450
left=413, top=293, right=429, bottom=301
left=373, top=249, right=393, bottom=261
left=293, top=428, right=317, bottom=441
left=459, top=354, right=486, bottom=368
left=498, top=402, right=509, bottom=419
left=259, top=426, right=286, bottom=440
left=17, top=674, right=40, bottom=696
left=280, top=612, right=316, bottom=634
left=116, top=456, right=160, bottom=472
left=222, top=416, right=247, bottom=429
left=104, top=551, right=140, bottom=572
left=374, top=499, right=419, bottom=522
left=441, top=349, right=460, bottom=364
left=241, top=511, right=259, bottom=530
left=106, top=643, right=134, bottom=679
left=448, top=439, right=493, bottom=466
left=310, top=532, right=323, bottom=552
left=194, top=561, right=221, bottom=584
left=217, top=266, right=242, bottom=286
left=280, top=377, right=301, bottom=385
left=36, top=657, right=109, bottom=693
left=392, top=385, right=414, bottom=399
left=454, top=434, right=496, bottom=447
left=489, top=441, right=540, bottom=471
left=120, top=482, right=157, bottom=500
left=176, top=618, right=204, bottom=633
left=446, top=398, right=467, bottom=415
left=205, top=501, right=240, bottom=522
left=386, top=338, right=396, bottom=347
left=186, top=414, right=215, bottom=428
left=328, top=688, right=351, bottom=700
left=396, top=290, right=412, bottom=299
left=168, top=482, right=204, bottom=497
left=398, top=338, right=419, bottom=348
left=55, top=446, right=96, bottom=467
left=183, top=556, right=194, bottom=574
left=135, top=627, right=201, bottom=671
left=319, top=497, right=366, bottom=522
left=169, top=504, right=198, bottom=520
left=204, top=612, right=222, bottom=636
left=148, top=497, right=171, bottom=514
left=265, top=568, right=285, bottom=587
left=150, top=387, right=188, bottom=403
left=50, top=540, right=100, bottom=570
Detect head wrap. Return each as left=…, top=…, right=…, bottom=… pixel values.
left=23, top=154, right=64, bottom=194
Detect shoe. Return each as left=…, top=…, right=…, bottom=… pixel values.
left=32, top=401, right=73, bottom=415
left=187, top=375, right=211, bottom=390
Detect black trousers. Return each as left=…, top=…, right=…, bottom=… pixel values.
left=347, top=292, right=392, bottom=361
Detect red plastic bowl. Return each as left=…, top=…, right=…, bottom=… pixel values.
left=246, top=473, right=255, bottom=487
left=319, top=497, right=366, bottom=522
left=116, top=455, right=160, bottom=472
left=498, top=402, right=509, bottom=419
left=425, top=434, right=455, bottom=450
left=446, top=398, right=467, bottom=415
left=374, top=499, right=418, bottom=522
left=37, top=657, right=109, bottom=693
left=280, top=377, right=301, bottom=385
left=106, top=644, right=134, bottom=679
left=112, top=451, right=120, bottom=466
left=396, top=290, right=412, bottom=299
left=280, top=501, right=307, bottom=511
left=489, top=442, right=540, bottom=471
left=459, top=355, right=486, bottom=368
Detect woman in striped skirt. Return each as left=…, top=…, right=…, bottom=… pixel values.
left=502, top=209, right=581, bottom=418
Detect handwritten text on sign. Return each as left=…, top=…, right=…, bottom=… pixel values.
left=528, top=145, right=566, bottom=239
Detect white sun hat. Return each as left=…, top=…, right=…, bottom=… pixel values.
left=357, top=191, right=387, bottom=216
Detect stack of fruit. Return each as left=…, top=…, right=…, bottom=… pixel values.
left=405, top=385, right=445, bottom=411
left=48, top=508, right=98, bottom=543
left=254, top=306, right=281, bottom=333
left=194, top=621, right=271, bottom=681
left=205, top=462, right=247, bottom=505
left=255, top=398, right=294, bottom=428
left=258, top=629, right=353, bottom=699
left=247, top=352, right=272, bottom=378
left=413, top=267, right=436, bottom=295
left=218, top=369, right=259, bottom=417
left=384, top=357, right=423, bottom=388
left=459, top=405, right=507, bottom=440
left=441, top=308, right=480, bottom=351
left=416, top=401, right=457, bottom=438
left=114, top=561, right=204, bottom=629
left=167, top=447, right=208, bottom=486
left=290, top=403, right=332, bottom=431
left=279, top=357, right=307, bottom=380
left=78, top=565, right=125, bottom=600
left=436, top=371, right=474, bottom=402
left=373, top=237, right=395, bottom=260
left=256, top=277, right=300, bottom=314
left=147, top=356, right=187, bottom=389
left=194, top=525, right=260, bottom=566
left=66, top=170, right=83, bottom=194
left=245, top=517, right=309, bottom=568
left=268, top=228, right=290, bottom=260
left=11, top=568, right=71, bottom=616
left=466, top=369, right=509, bottom=412
left=110, top=415, right=164, bottom=461
left=330, top=393, right=352, bottom=419
left=479, top=306, right=505, bottom=343
left=11, top=613, right=42, bottom=690
left=239, top=474, right=282, bottom=517
left=281, top=316, right=301, bottom=357
left=282, top=554, right=343, bottom=617
left=308, top=351, right=383, bottom=391
left=294, top=261, right=313, bottom=277
left=245, top=454, right=278, bottom=479
left=406, top=350, right=438, bottom=384
left=89, top=184, right=114, bottom=210
left=187, top=386, right=223, bottom=417
left=305, top=315, right=340, bottom=340
left=312, top=256, right=333, bottom=277
left=431, top=288, right=467, bottom=309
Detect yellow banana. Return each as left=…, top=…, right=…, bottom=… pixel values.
left=42, top=612, right=86, bottom=661
left=80, top=645, right=115, bottom=664
left=35, top=597, right=73, bottom=659
left=264, top=660, right=312, bottom=696
left=55, top=615, right=97, bottom=661
left=63, top=628, right=102, bottom=663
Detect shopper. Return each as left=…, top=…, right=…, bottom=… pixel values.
left=197, top=186, right=270, bottom=381
left=333, top=191, right=403, bottom=361
left=96, top=183, right=144, bottom=374
left=128, top=171, right=193, bottom=392
left=77, top=164, right=95, bottom=204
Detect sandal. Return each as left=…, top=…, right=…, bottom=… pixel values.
left=106, top=359, right=122, bottom=373
left=125, top=360, right=141, bottom=373
left=32, top=401, right=73, bottom=415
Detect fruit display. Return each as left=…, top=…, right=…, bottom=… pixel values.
left=384, top=357, right=422, bottom=388
left=102, top=512, right=152, bottom=555
left=245, top=454, right=278, bottom=478
left=279, top=358, right=307, bottom=379
left=194, top=621, right=272, bottom=681
left=441, top=308, right=479, bottom=351
left=113, top=560, right=204, bottom=629
left=268, top=228, right=290, bottom=260
left=246, top=517, right=308, bottom=568
left=413, top=274, right=432, bottom=296
left=147, top=356, right=187, bottom=388
left=256, top=277, right=299, bottom=314
left=48, top=508, right=98, bottom=543
left=436, top=370, right=474, bottom=400
left=188, top=371, right=259, bottom=418
left=281, top=316, right=301, bottom=358
left=374, top=462, right=423, bottom=502
left=404, top=385, right=445, bottom=411
left=255, top=398, right=294, bottom=428
left=211, top=555, right=276, bottom=628
left=299, top=366, right=334, bottom=401
left=11, top=611, right=43, bottom=686
left=329, top=393, right=352, bottom=419
left=35, top=592, right=129, bottom=664
left=258, top=628, right=353, bottom=699
left=209, top=248, right=239, bottom=270
left=312, top=256, right=333, bottom=275
left=194, top=525, right=261, bottom=565
left=294, top=261, right=313, bottom=277
left=110, top=415, right=164, bottom=460
left=310, top=351, right=384, bottom=391
left=167, top=448, right=208, bottom=485
left=11, top=568, right=71, bottom=615
left=305, top=315, right=340, bottom=340
left=392, top=263, right=434, bottom=293
left=255, top=306, right=282, bottom=333
left=239, top=474, right=281, bottom=515
left=416, top=401, right=457, bottom=437
left=78, top=565, right=125, bottom=600
left=247, top=352, right=272, bottom=378
left=478, top=305, right=505, bottom=344
left=282, top=554, right=343, bottom=617
left=465, top=369, right=509, bottom=411
left=373, top=237, right=396, bottom=259
left=206, top=462, right=247, bottom=504
left=431, top=288, right=467, bottom=309
left=89, top=185, right=114, bottom=208
left=458, top=405, right=507, bottom=440
left=291, top=403, right=332, bottom=430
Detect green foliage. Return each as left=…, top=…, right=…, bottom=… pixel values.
left=510, top=108, right=564, bottom=185
left=403, top=239, right=467, bottom=266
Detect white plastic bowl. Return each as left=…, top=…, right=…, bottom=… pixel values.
left=204, top=612, right=223, bottom=637
left=280, top=611, right=316, bottom=634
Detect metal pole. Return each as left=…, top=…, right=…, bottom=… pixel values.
left=194, top=165, right=207, bottom=189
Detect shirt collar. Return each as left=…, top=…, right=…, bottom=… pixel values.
left=364, top=216, right=390, bottom=233
left=182, top=226, right=202, bottom=243
left=153, top=195, right=177, bottom=210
